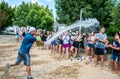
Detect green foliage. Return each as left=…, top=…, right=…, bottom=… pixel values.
left=107, top=36, right=114, bottom=44
left=55, top=0, right=120, bottom=36
left=0, top=0, right=14, bottom=31
left=106, top=26, right=120, bottom=36
left=13, top=1, right=30, bottom=27
left=107, top=35, right=114, bottom=54
left=0, top=9, right=6, bottom=31
left=111, top=3, right=120, bottom=28
left=0, top=1, right=54, bottom=32
left=91, top=0, right=113, bottom=28
left=106, top=3, right=120, bottom=36
left=55, top=0, right=113, bottom=28
left=13, top=2, right=54, bottom=31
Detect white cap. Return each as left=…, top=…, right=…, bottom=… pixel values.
left=29, top=27, right=36, bottom=33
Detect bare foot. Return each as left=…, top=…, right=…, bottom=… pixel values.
left=115, top=71, right=118, bottom=74
left=100, top=67, right=104, bottom=70
left=94, top=64, right=97, bottom=67
left=50, top=54, right=52, bottom=56
left=118, top=73, right=120, bottom=76
left=112, top=71, right=116, bottom=74
left=94, top=62, right=98, bottom=67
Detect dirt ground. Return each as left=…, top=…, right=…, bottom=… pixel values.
left=0, top=35, right=119, bottom=79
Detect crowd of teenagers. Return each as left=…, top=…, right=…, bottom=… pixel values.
left=6, top=27, right=120, bottom=79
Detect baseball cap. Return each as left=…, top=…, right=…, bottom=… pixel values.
left=29, top=27, right=36, bottom=33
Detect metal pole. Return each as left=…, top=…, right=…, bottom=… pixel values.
left=80, top=9, right=82, bottom=21
left=79, top=9, right=82, bottom=33
left=77, top=9, right=82, bottom=59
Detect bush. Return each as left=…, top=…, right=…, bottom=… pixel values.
left=107, top=36, right=114, bottom=44
left=107, top=36, right=114, bottom=54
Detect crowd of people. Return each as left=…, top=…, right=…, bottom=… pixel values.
left=15, top=27, right=27, bottom=43
left=8, top=27, right=120, bottom=79
left=38, top=28, right=120, bottom=75
left=36, top=30, right=83, bottom=60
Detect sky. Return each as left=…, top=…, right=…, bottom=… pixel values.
left=0, top=0, right=56, bottom=20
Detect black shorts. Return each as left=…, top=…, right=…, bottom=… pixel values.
left=73, top=41, right=79, bottom=48
left=58, top=40, right=63, bottom=44
left=95, top=48, right=104, bottom=55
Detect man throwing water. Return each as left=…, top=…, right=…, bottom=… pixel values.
left=5, top=27, right=44, bottom=79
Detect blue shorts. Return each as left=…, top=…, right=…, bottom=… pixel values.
left=110, top=54, right=120, bottom=62
left=16, top=34, right=21, bottom=38
left=51, top=40, right=57, bottom=45
left=16, top=50, right=30, bottom=66
left=84, top=41, right=88, bottom=47
left=88, top=44, right=94, bottom=48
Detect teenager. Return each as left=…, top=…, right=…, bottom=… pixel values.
left=109, top=34, right=120, bottom=74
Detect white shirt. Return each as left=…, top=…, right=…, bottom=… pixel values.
left=90, top=36, right=95, bottom=44
left=62, top=35, right=70, bottom=44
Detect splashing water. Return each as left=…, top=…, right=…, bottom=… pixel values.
left=45, top=19, right=99, bottom=45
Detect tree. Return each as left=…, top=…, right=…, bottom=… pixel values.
left=55, top=0, right=82, bottom=25
left=13, top=2, right=54, bottom=31
left=90, top=0, right=113, bottom=28
left=111, top=3, right=120, bottom=28
left=55, top=0, right=113, bottom=28
left=0, top=9, right=6, bottom=31
left=0, top=0, right=14, bottom=32
left=13, top=1, right=31, bottom=27
left=107, top=3, right=120, bottom=36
